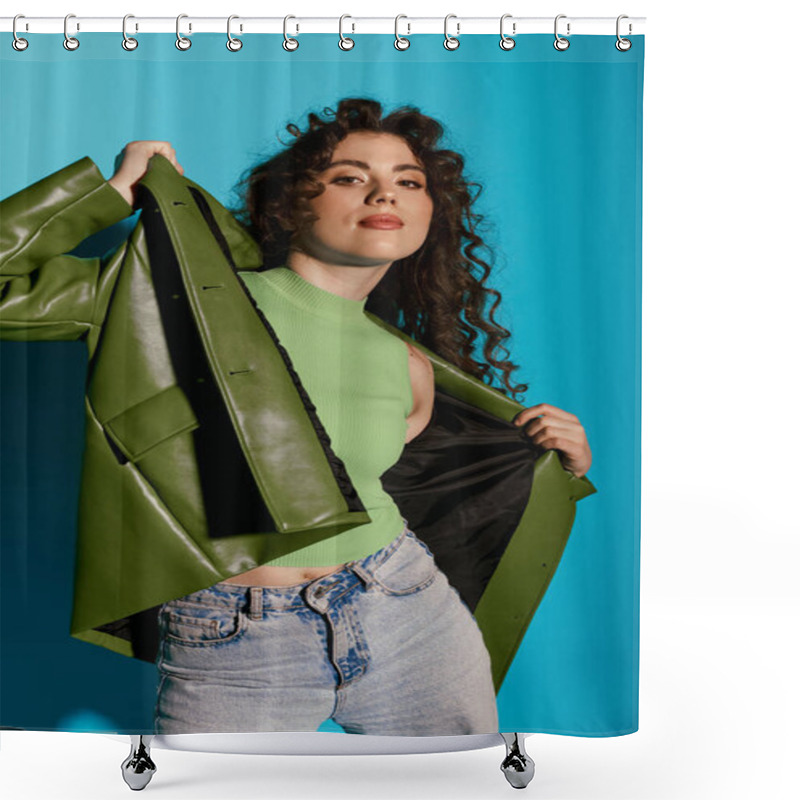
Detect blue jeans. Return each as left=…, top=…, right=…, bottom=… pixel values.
left=153, top=520, right=499, bottom=736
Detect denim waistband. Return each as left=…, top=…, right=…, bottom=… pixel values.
left=170, top=517, right=411, bottom=614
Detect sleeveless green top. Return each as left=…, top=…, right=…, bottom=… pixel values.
left=238, top=266, right=414, bottom=567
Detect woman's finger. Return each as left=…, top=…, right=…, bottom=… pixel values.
left=518, top=417, right=581, bottom=437
left=514, top=403, right=579, bottom=426
left=535, top=435, right=581, bottom=453
left=529, top=429, right=581, bottom=448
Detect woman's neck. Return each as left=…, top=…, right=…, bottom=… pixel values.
left=284, top=249, right=392, bottom=302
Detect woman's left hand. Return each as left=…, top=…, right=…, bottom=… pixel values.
left=513, top=403, right=592, bottom=478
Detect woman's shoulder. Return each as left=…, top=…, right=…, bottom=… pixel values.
left=404, top=340, right=433, bottom=371
left=404, top=340, right=435, bottom=433
left=370, top=329, right=433, bottom=378
left=405, top=341, right=435, bottom=400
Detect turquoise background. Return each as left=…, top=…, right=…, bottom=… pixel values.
left=0, top=33, right=643, bottom=735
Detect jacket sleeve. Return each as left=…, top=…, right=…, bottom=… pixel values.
left=0, top=156, right=134, bottom=341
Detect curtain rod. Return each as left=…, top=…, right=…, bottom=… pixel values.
left=1, top=16, right=646, bottom=36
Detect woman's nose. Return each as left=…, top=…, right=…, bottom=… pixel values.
left=366, top=180, right=396, bottom=204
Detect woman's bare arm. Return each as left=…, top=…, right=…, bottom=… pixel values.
left=404, top=341, right=435, bottom=444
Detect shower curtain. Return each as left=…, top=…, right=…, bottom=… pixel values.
left=0, top=28, right=643, bottom=738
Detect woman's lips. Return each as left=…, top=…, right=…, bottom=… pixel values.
left=359, top=215, right=403, bottom=230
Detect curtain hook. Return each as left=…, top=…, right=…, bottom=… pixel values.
left=12, top=14, right=29, bottom=52
left=443, top=14, right=460, bottom=51
left=499, top=14, right=516, bottom=51
left=554, top=14, right=570, bottom=51
left=615, top=15, right=632, bottom=51
left=339, top=14, right=355, bottom=50
left=122, top=14, right=138, bottom=51
left=176, top=13, right=191, bottom=51
left=283, top=15, right=299, bottom=51
left=394, top=14, right=410, bottom=51
left=64, top=13, right=80, bottom=51
left=227, top=14, right=243, bottom=51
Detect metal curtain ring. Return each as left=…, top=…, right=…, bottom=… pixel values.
left=64, top=13, right=79, bottom=51
left=616, top=14, right=632, bottom=51
left=12, top=14, right=29, bottom=51
left=553, top=14, right=570, bottom=51
left=443, top=14, right=460, bottom=51
left=176, top=13, right=191, bottom=50
left=339, top=14, right=354, bottom=50
left=283, top=15, right=299, bottom=51
left=394, top=14, right=410, bottom=50
left=499, top=13, right=516, bottom=50
left=122, top=14, right=138, bottom=51
left=227, top=14, right=243, bottom=51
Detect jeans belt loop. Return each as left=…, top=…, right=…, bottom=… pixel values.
left=348, top=562, right=374, bottom=589
left=247, top=586, right=263, bottom=620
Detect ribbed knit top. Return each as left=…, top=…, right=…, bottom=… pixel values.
left=237, top=266, right=414, bottom=567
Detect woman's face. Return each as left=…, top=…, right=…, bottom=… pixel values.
left=293, top=131, right=434, bottom=267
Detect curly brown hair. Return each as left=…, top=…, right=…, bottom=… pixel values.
left=229, top=97, right=528, bottom=401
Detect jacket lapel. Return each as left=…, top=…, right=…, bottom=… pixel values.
left=137, top=156, right=372, bottom=538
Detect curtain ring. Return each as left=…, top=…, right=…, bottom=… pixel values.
left=283, top=15, right=299, bottom=51
left=553, top=14, right=570, bottom=51
left=176, top=13, right=191, bottom=50
left=122, top=14, right=138, bottom=51
left=394, top=15, right=410, bottom=51
left=499, top=14, right=516, bottom=50
left=64, top=13, right=80, bottom=51
left=12, top=14, right=29, bottom=52
left=443, top=14, right=460, bottom=51
left=339, top=14, right=355, bottom=50
left=615, top=15, right=632, bottom=51
left=227, top=15, right=243, bottom=51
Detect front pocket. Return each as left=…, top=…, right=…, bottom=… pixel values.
left=161, top=601, right=247, bottom=646
left=370, top=534, right=438, bottom=596
left=102, top=384, right=199, bottom=464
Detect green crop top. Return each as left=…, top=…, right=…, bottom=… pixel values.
left=237, top=266, right=414, bottom=567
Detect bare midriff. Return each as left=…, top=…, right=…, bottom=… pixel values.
left=219, top=563, right=347, bottom=588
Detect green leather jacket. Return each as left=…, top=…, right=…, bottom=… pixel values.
left=0, top=153, right=596, bottom=691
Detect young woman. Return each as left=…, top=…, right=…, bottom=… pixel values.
left=105, top=98, right=592, bottom=736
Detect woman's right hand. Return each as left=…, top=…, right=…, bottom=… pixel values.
left=107, top=141, right=185, bottom=208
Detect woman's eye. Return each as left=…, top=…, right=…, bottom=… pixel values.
left=330, top=175, right=425, bottom=189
